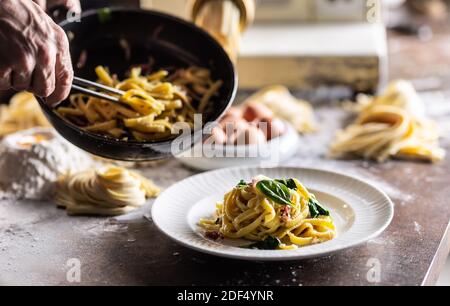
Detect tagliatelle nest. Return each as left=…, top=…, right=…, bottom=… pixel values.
left=331, top=80, right=445, bottom=163
left=0, top=92, right=50, bottom=138
left=55, top=165, right=160, bottom=216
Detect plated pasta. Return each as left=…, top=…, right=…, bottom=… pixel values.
left=199, top=176, right=336, bottom=250
left=56, top=65, right=222, bottom=142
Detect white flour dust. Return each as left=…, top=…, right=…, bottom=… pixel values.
left=414, top=221, right=423, bottom=234
left=0, top=128, right=94, bottom=200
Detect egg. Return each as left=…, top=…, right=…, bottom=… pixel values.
left=220, top=115, right=244, bottom=128
left=219, top=107, right=243, bottom=128
left=243, top=103, right=274, bottom=122
left=225, top=106, right=243, bottom=119
left=221, top=119, right=248, bottom=144
left=234, top=125, right=267, bottom=145
left=204, top=127, right=227, bottom=145
left=259, top=118, right=286, bottom=140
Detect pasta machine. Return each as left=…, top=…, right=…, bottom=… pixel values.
left=142, top=0, right=388, bottom=94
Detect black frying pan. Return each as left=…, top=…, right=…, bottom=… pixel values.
left=38, top=8, right=237, bottom=161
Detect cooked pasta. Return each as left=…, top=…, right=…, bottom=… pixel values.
left=55, top=165, right=160, bottom=216
left=199, top=176, right=336, bottom=250
left=331, top=80, right=445, bottom=163
left=0, top=92, right=50, bottom=138
left=56, top=65, right=222, bottom=141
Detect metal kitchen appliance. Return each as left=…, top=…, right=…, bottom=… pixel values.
left=143, top=0, right=388, bottom=94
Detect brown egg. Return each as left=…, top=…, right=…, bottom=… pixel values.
left=243, top=103, right=274, bottom=122
left=259, top=118, right=285, bottom=140
left=220, top=115, right=241, bottom=128
left=235, top=125, right=267, bottom=145
left=219, top=116, right=235, bottom=129
left=225, top=106, right=243, bottom=119
left=219, top=107, right=243, bottom=128
left=205, top=127, right=227, bottom=145
left=222, top=119, right=248, bottom=144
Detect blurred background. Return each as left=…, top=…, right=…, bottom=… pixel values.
left=2, top=0, right=450, bottom=101
left=78, top=0, right=450, bottom=95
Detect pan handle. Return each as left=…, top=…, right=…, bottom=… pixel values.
left=188, top=0, right=255, bottom=62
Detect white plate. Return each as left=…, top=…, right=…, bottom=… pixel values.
left=176, top=121, right=299, bottom=171
left=152, top=167, right=394, bottom=261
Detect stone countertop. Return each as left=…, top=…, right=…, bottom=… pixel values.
left=1, top=94, right=449, bottom=285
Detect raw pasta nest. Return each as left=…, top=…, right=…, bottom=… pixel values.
left=331, top=80, right=445, bottom=162
left=55, top=166, right=160, bottom=216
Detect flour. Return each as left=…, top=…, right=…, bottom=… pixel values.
left=414, top=221, right=423, bottom=234
left=0, top=128, right=94, bottom=200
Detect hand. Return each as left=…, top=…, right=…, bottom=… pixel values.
left=33, top=0, right=81, bottom=14
left=0, top=0, right=73, bottom=106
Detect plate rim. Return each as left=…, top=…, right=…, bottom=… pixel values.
left=151, top=166, right=394, bottom=261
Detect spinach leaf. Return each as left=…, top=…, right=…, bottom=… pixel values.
left=256, top=180, right=292, bottom=206
left=236, top=180, right=247, bottom=189
left=308, top=200, right=320, bottom=218
left=275, top=178, right=297, bottom=190
left=308, top=198, right=330, bottom=218
left=243, top=236, right=281, bottom=250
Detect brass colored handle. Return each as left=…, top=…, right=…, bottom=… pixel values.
left=188, top=0, right=255, bottom=62
left=189, top=0, right=255, bottom=31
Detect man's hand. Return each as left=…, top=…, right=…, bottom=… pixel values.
left=0, top=0, right=74, bottom=106
left=33, top=0, right=81, bottom=14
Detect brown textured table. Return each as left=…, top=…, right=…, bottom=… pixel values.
left=1, top=25, right=450, bottom=286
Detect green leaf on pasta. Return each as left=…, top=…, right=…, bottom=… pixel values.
left=256, top=180, right=292, bottom=206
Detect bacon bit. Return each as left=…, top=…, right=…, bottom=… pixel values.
left=280, top=206, right=291, bottom=224
left=205, top=231, right=222, bottom=240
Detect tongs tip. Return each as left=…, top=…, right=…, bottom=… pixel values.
left=72, top=76, right=124, bottom=104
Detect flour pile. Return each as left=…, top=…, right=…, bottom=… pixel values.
left=0, top=128, right=94, bottom=200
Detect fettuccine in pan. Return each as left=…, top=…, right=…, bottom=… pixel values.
left=56, top=65, right=222, bottom=142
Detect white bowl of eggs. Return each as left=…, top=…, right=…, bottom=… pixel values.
left=177, top=103, right=299, bottom=171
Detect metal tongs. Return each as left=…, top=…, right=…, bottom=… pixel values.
left=72, top=77, right=125, bottom=104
